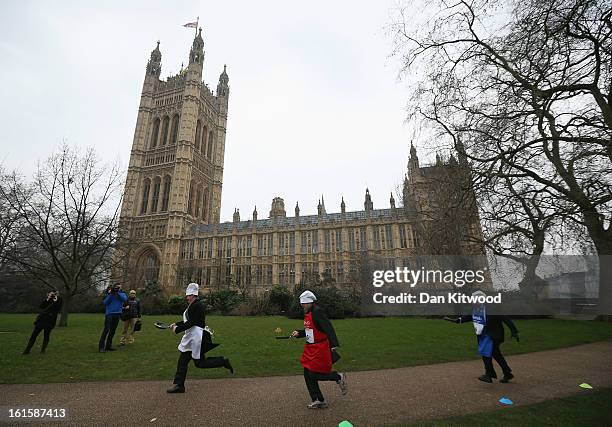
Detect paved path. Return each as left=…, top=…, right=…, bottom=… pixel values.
left=1, top=341, right=611, bottom=426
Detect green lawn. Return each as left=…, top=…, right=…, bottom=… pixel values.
left=411, top=388, right=612, bottom=426
left=1, top=314, right=611, bottom=384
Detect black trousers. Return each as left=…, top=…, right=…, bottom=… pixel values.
left=24, top=325, right=52, bottom=353
left=303, top=368, right=341, bottom=402
left=173, top=350, right=226, bottom=387
left=482, top=341, right=512, bottom=378
left=99, top=314, right=120, bottom=350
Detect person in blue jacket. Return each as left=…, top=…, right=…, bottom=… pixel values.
left=98, top=283, right=127, bottom=352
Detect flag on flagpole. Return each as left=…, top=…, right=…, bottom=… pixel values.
left=183, top=22, right=198, bottom=28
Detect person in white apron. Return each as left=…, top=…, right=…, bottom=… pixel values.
left=445, top=291, right=519, bottom=383
left=167, top=283, right=233, bottom=393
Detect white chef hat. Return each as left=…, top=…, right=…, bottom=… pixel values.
left=299, top=290, right=317, bottom=304
left=185, top=283, right=199, bottom=296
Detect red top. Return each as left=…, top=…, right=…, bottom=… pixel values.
left=300, top=311, right=332, bottom=373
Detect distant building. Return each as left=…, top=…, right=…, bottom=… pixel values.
left=115, top=29, right=486, bottom=294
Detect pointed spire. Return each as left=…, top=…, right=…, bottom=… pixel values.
left=341, top=196, right=346, bottom=215
left=217, top=64, right=229, bottom=97
left=455, top=136, right=469, bottom=168
left=364, top=188, right=373, bottom=212
left=253, top=205, right=258, bottom=221
left=189, top=27, right=204, bottom=66
left=390, top=192, right=396, bottom=209
left=295, top=201, right=300, bottom=217
left=146, top=40, right=162, bottom=77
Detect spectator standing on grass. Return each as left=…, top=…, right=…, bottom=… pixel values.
left=120, top=290, right=141, bottom=346
left=99, top=284, right=127, bottom=353
left=23, top=290, right=63, bottom=355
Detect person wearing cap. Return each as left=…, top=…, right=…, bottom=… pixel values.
left=166, top=283, right=234, bottom=393
left=291, top=290, right=348, bottom=409
left=445, top=290, right=519, bottom=383
left=119, top=290, right=141, bottom=346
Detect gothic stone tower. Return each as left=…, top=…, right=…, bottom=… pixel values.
left=116, top=29, right=229, bottom=292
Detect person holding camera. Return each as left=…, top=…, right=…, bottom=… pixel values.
left=23, top=290, right=63, bottom=355
left=99, top=284, right=127, bottom=353
left=120, top=290, right=141, bottom=346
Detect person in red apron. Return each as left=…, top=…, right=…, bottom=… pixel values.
left=291, top=290, right=348, bottom=409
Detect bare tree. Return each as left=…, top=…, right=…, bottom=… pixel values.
left=0, top=145, right=124, bottom=326
left=0, top=167, right=25, bottom=274
left=392, top=0, right=612, bottom=311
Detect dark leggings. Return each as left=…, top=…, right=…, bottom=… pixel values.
left=482, top=341, right=512, bottom=378
left=173, top=351, right=226, bottom=387
left=99, top=314, right=121, bottom=350
left=24, top=326, right=52, bottom=353
left=303, top=368, right=341, bottom=402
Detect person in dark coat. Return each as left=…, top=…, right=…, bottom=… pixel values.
left=291, top=290, right=348, bottom=409
left=446, top=291, right=519, bottom=383
left=23, top=291, right=63, bottom=355
left=166, top=283, right=233, bottom=393
left=120, top=290, right=141, bottom=345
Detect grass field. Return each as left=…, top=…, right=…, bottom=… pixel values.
left=411, top=388, right=612, bottom=426
left=1, top=314, right=611, bottom=384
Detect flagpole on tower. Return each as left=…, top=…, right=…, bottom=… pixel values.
left=196, top=16, right=199, bottom=37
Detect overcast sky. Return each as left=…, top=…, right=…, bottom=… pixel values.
left=0, top=0, right=436, bottom=222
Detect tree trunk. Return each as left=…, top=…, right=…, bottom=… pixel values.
left=58, top=293, right=71, bottom=327
left=591, top=235, right=612, bottom=316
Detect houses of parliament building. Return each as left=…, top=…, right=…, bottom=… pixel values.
left=116, top=29, right=485, bottom=294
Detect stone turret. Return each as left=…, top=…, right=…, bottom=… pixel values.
left=270, top=197, right=286, bottom=219
left=146, top=41, right=162, bottom=78
left=364, top=188, right=373, bottom=212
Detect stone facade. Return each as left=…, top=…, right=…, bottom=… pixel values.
left=116, top=31, right=486, bottom=294
left=115, top=30, right=229, bottom=290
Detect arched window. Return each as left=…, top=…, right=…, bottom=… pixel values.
left=195, top=187, right=202, bottom=218
left=161, top=176, right=171, bottom=212
left=150, top=118, right=160, bottom=148
left=170, top=114, right=180, bottom=145
left=150, top=177, right=161, bottom=213
left=195, top=121, right=202, bottom=151
left=187, top=182, right=194, bottom=215
left=140, top=178, right=151, bottom=214
left=207, top=130, right=214, bottom=160
left=160, top=116, right=170, bottom=145
left=202, top=190, right=208, bottom=222
left=201, top=125, right=208, bottom=154
left=135, top=248, right=160, bottom=287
